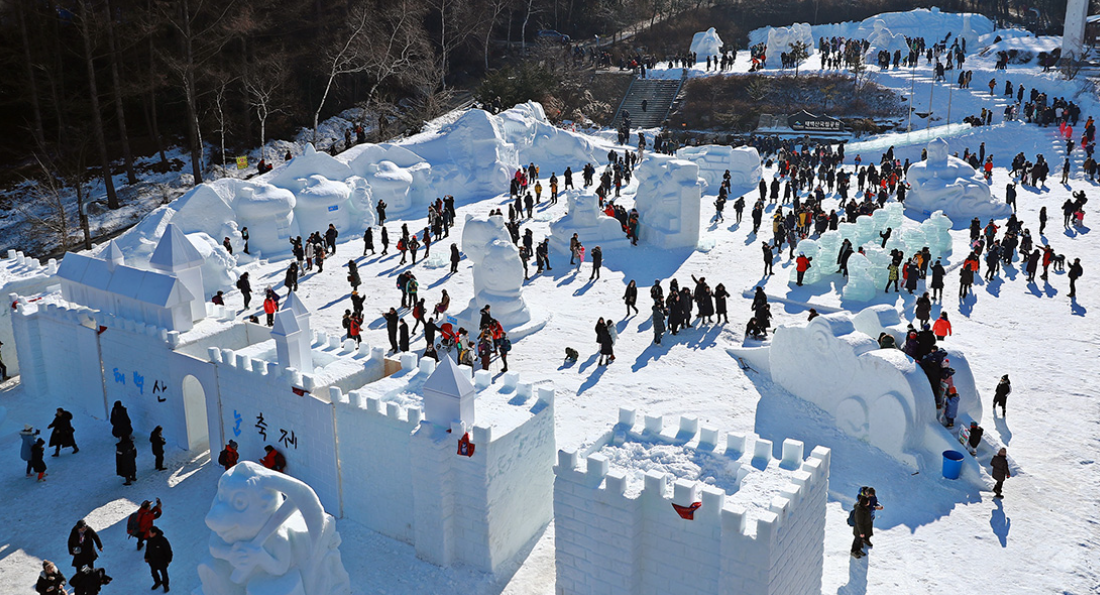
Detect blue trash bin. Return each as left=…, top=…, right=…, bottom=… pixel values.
left=942, top=450, right=964, bottom=479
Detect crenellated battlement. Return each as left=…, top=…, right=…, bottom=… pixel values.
left=554, top=408, right=830, bottom=595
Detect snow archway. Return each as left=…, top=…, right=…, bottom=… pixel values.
left=182, top=375, right=209, bottom=451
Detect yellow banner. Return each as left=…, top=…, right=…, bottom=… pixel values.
left=236, top=156, right=248, bottom=170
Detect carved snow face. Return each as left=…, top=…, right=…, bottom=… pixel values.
left=926, top=139, right=950, bottom=163
left=206, top=471, right=279, bottom=543
left=477, top=240, right=522, bottom=293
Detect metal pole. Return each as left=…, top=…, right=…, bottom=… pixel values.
left=928, top=80, right=935, bottom=130
left=947, top=86, right=953, bottom=124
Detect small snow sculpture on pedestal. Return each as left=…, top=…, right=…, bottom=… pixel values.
left=633, top=156, right=703, bottom=249
left=548, top=190, right=629, bottom=253
left=904, top=138, right=1012, bottom=220
left=690, top=28, right=723, bottom=58
left=196, top=461, right=351, bottom=595
left=457, top=215, right=534, bottom=332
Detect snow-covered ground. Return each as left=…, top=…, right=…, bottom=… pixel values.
left=2, top=11, right=1099, bottom=595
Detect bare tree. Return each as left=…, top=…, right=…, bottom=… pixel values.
left=315, top=0, right=432, bottom=144
left=246, top=57, right=288, bottom=164
left=15, top=1, right=46, bottom=149
left=211, top=72, right=237, bottom=177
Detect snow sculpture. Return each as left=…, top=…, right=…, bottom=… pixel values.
left=765, top=23, right=813, bottom=66
left=292, top=175, right=352, bottom=237
left=233, top=184, right=298, bottom=257
left=904, top=138, right=1012, bottom=219
left=458, top=215, right=532, bottom=330
left=549, top=189, right=629, bottom=254
left=730, top=309, right=983, bottom=478
left=633, top=156, right=703, bottom=249
left=196, top=461, right=351, bottom=595
left=675, top=145, right=762, bottom=193
left=406, top=109, right=515, bottom=201
left=267, top=143, right=353, bottom=190
left=689, top=27, right=723, bottom=58
left=497, top=102, right=600, bottom=174
left=345, top=143, right=433, bottom=212
left=865, top=19, right=911, bottom=56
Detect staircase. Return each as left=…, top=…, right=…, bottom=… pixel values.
left=610, top=74, right=686, bottom=129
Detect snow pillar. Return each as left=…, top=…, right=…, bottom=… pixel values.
left=149, top=223, right=207, bottom=323
left=1064, top=0, right=1089, bottom=59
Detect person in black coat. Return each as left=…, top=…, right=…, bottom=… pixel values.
left=714, top=283, right=730, bottom=323
left=109, top=401, right=131, bottom=439
left=450, top=243, right=461, bottom=274
left=48, top=408, right=78, bottom=456
left=68, top=520, right=103, bottom=570
left=144, top=526, right=172, bottom=592
left=991, top=447, right=1010, bottom=498
left=398, top=319, right=410, bottom=352
left=116, top=435, right=137, bottom=486
left=993, top=374, right=1011, bottom=416
left=383, top=308, right=399, bottom=352
left=150, top=426, right=166, bottom=471
left=623, top=280, right=638, bottom=316
left=851, top=495, right=873, bottom=558
left=69, top=565, right=112, bottom=595
left=929, top=259, right=946, bottom=300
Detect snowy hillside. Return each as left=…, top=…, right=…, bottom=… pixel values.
left=1, top=9, right=1098, bottom=595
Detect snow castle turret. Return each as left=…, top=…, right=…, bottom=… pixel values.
left=421, top=354, right=477, bottom=427
left=149, top=223, right=207, bottom=323
left=281, top=291, right=312, bottom=340
left=105, top=240, right=125, bottom=271
left=271, top=307, right=312, bottom=373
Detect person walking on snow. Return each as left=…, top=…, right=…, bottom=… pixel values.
left=933, top=312, right=952, bottom=340
left=624, top=280, right=639, bottom=316
left=991, top=447, right=1010, bottom=498
left=144, top=526, right=172, bottom=592
left=993, top=374, right=1011, bottom=416
left=590, top=246, right=602, bottom=280
left=48, top=408, right=78, bottom=457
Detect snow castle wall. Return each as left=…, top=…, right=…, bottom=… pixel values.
left=1, top=250, right=59, bottom=376
left=554, top=409, right=829, bottom=595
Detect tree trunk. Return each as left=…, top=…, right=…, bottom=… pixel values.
left=104, top=0, right=138, bottom=185
left=76, top=184, right=92, bottom=250
left=49, top=9, right=67, bottom=147
left=146, top=0, right=167, bottom=165
left=17, top=1, right=46, bottom=149
left=180, top=0, right=204, bottom=184
left=78, top=0, right=120, bottom=209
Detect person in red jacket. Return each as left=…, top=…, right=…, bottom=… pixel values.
left=129, top=499, right=162, bottom=550
left=795, top=253, right=812, bottom=286
left=263, top=296, right=277, bottom=326
left=932, top=312, right=953, bottom=340
left=217, top=441, right=239, bottom=470
left=260, top=445, right=286, bottom=473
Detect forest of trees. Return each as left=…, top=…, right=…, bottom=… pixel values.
left=0, top=0, right=668, bottom=205
left=0, top=0, right=1077, bottom=211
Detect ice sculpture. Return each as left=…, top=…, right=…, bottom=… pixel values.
left=458, top=215, right=532, bottom=330
left=865, top=19, right=911, bottom=56
left=765, top=23, right=813, bottom=66
left=633, top=156, right=704, bottom=249
left=842, top=253, right=877, bottom=302
left=904, top=138, right=1012, bottom=219
left=675, top=144, right=762, bottom=193
left=690, top=28, right=723, bottom=58
left=196, top=461, right=351, bottom=595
